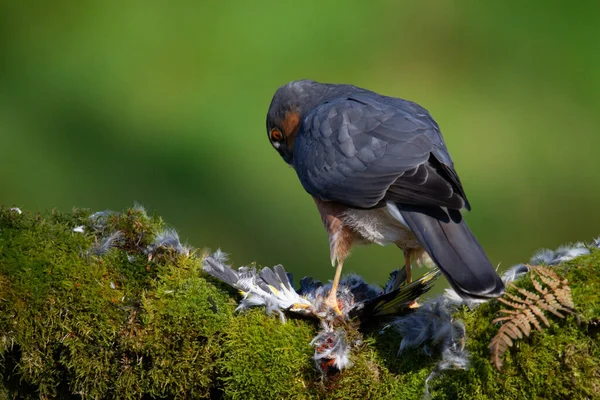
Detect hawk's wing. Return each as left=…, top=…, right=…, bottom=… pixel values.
left=293, top=93, right=470, bottom=210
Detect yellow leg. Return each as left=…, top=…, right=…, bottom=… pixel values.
left=404, top=251, right=412, bottom=284
left=325, top=260, right=344, bottom=315
left=403, top=251, right=420, bottom=309
left=390, top=250, right=412, bottom=292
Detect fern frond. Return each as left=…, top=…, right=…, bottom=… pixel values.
left=530, top=275, right=547, bottom=295
left=501, top=291, right=528, bottom=305
left=496, top=308, right=521, bottom=316
left=513, top=313, right=532, bottom=336
left=528, top=305, right=550, bottom=328
left=489, top=265, right=575, bottom=370
left=497, top=296, right=526, bottom=309
left=515, top=286, right=540, bottom=302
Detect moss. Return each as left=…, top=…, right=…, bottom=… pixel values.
left=432, top=254, right=600, bottom=399
left=311, top=333, right=427, bottom=400
left=218, top=309, right=315, bottom=400
left=0, top=207, right=234, bottom=399
left=0, top=206, right=598, bottom=399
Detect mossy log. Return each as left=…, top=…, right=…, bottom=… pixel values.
left=0, top=207, right=598, bottom=399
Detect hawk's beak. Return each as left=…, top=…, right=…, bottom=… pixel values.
left=282, top=151, right=294, bottom=165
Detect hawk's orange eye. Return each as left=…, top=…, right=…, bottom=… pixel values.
left=271, top=129, right=283, bottom=141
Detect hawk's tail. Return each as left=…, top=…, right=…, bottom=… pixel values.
left=398, top=206, right=505, bottom=301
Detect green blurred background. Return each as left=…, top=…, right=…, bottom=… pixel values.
left=2, top=2, right=600, bottom=288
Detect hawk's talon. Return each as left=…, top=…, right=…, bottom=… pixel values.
left=409, top=300, right=420, bottom=309
left=325, top=294, right=343, bottom=316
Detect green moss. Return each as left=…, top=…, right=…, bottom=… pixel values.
left=218, top=309, right=315, bottom=400
left=0, top=206, right=598, bottom=399
left=432, top=254, right=600, bottom=399
left=311, top=334, right=427, bottom=400
left=0, top=207, right=234, bottom=398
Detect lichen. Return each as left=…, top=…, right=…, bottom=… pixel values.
left=0, top=206, right=598, bottom=399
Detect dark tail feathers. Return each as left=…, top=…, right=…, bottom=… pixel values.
left=399, top=206, right=505, bottom=300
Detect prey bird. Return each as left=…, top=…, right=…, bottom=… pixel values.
left=266, top=80, right=505, bottom=314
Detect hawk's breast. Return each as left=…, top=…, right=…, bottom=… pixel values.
left=340, top=203, right=421, bottom=249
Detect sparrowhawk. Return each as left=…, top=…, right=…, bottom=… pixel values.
left=266, top=80, right=505, bottom=313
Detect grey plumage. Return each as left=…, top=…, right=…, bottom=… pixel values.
left=298, top=273, right=382, bottom=307
left=387, top=298, right=465, bottom=355
left=386, top=297, right=469, bottom=399
left=400, top=206, right=504, bottom=300
left=202, top=252, right=312, bottom=322
left=202, top=250, right=239, bottom=287
left=267, top=80, right=504, bottom=302
left=530, top=245, right=590, bottom=266
left=292, top=90, right=465, bottom=210
left=298, top=276, right=323, bottom=297
left=336, top=273, right=383, bottom=303
left=501, top=264, right=530, bottom=284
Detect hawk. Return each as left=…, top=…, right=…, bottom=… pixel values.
left=266, top=80, right=504, bottom=313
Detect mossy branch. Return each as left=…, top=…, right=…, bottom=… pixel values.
left=0, top=207, right=599, bottom=399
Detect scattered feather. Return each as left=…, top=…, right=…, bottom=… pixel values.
left=311, top=329, right=352, bottom=374
left=530, top=245, right=589, bottom=266
left=388, top=297, right=468, bottom=398
left=388, top=297, right=464, bottom=355
left=146, top=228, right=191, bottom=259
left=90, top=231, right=123, bottom=256
left=202, top=252, right=312, bottom=322
left=443, top=288, right=487, bottom=309
left=501, top=264, right=530, bottom=284
left=203, top=250, right=439, bottom=376
left=9, top=207, right=22, bottom=214
left=89, top=210, right=118, bottom=231
left=201, top=230, right=598, bottom=381
left=424, top=348, right=470, bottom=399
left=73, top=225, right=85, bottom=233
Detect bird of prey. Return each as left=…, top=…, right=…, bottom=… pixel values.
left=265, top=80, right=505, bottom=313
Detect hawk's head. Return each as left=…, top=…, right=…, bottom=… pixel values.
left=266, top=80, right=358, bottom=165
left=266, top=80, right=319, bottom=164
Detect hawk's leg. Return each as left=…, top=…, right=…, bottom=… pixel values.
left=390, top=249, right=419, bottom=308
left=390, top=250, right=412, bottom=292
left=325, top=260, right=344, bottom=315
left=404, top=250, right=412, bottom=284
left=312, top=198, right=355, bottom=316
